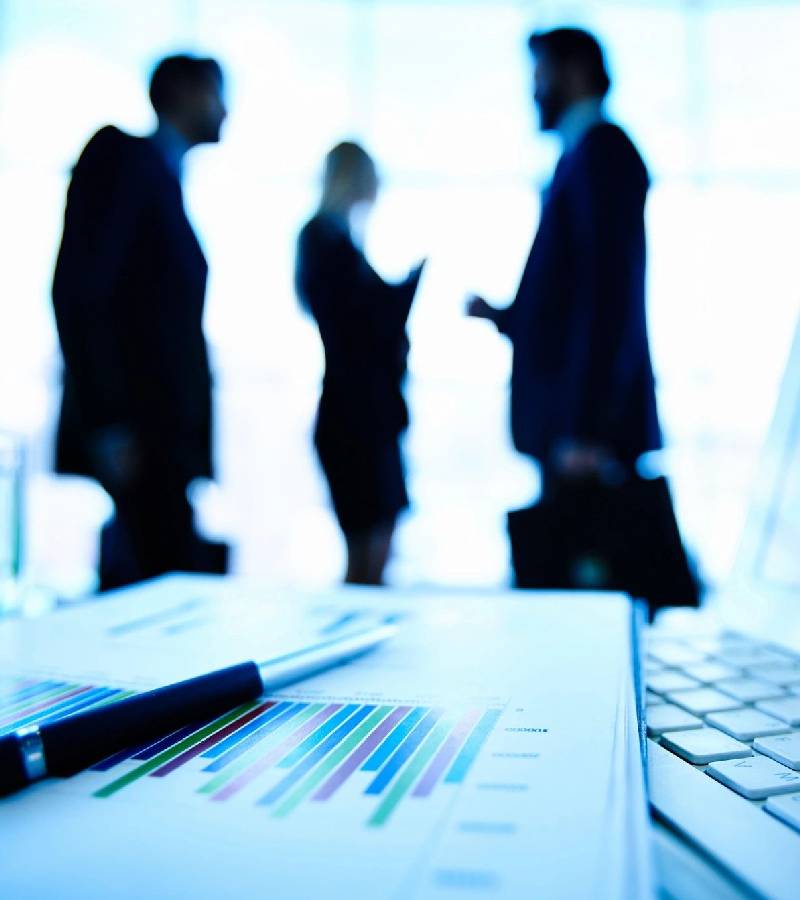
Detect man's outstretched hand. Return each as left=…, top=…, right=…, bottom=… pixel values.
left=465, top=295, right=496, bottom=321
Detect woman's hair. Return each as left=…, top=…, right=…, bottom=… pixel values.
left=319, top=141, right=378, bottom=214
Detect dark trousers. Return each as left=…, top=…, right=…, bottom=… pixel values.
left=99, top=476, right=227, bottom=592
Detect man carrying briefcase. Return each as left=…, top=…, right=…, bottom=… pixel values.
left=467, top=29, right=698, bottom=615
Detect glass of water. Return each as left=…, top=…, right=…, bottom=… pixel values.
left=0, top=431, right=23, bottom=614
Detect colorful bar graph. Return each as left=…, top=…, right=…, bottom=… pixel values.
left=25, top=679, right=506, bottom=828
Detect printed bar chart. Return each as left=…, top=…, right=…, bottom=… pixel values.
left=91, top=693, right=504, bottom=826
left=0, top=677, right=133, bottom=736
left=1, top=678, right=505, bottom=828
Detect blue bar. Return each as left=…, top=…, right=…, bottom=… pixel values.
left=134, top=718, right=218, bottom=760
left=91, top=740, right=154, bottom=772
left=201, top=702, right=296, bottom=759
left=276, top=704, right=361, bottom=769
left=5, top=687, right=112, bottom=730
left=361, top=707, right=428, bottom=771
left=202, top=703, right=309, bottom=773
left=3, top=681, right=64, bottom=708
left=258, top=705, right=375, bottom=806
left=91, top=717, right=217, bottom=770
left=444, top=709, right=503, bottom=784
left=364, top=708, right=444, bottom=795
left=37, top=688, right=122, bottom=724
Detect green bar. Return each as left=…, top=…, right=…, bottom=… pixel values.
left=93, top=690, right=137, bottom=708
left=368, top=718, right=454, bottom=828
left=3, top=686, right=133, bottom=721
left=94, top=702, right=258, bottom=798
left=198, top=703, right=324, bottom=795
left=0, top=684, right=81, bottom=717
left=272, top=707, right=392, bottom=818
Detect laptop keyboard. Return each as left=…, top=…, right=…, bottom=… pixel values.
left=646, top=631, right=800, bottom=835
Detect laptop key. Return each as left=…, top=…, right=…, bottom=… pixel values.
left=765, top=793, right=800, bottom=833
left=746, top=665, right=800, bottom=687
left=648, top=672, right=701, bottom=694
left=646, top=691, right=665, bottom=707
left=661, top=728, right=752, bottom=765
left=682, top=637, right=731, bottom=654
left=714, top=648, right=787, bottom=668
left=707, top=755, right=800, bottom=800
left=646, top=705, right=703, bottom=737
left=715, top=677, right=787, bottom=703
left=644, top=660, right=665, bottom=674
left=705, top=709, right=791, bottom=742
left=648, top=645, right=707, bottom=666
left=755, top=697, right=800, bottom=726
left=681, top=662, right=739, bottom=683
left=764, top=643, right=800, bottom=662
left=665, top=688, right=742, bottom=716
left=754, top=732, right=800, bottom=770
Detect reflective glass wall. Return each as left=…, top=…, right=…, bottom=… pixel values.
left=1, top=0, right=798, bottom=594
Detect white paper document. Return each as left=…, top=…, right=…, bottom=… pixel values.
left=0, top=576, right=652, bottom=899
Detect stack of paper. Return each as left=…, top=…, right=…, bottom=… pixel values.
left=0, top=576, right=652, bottom=899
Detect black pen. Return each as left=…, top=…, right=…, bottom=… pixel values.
left=0, top=622, right=397, bottom=796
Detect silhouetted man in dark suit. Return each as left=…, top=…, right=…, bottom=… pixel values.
left=468, top=28, right=661, bottom=491
left=53, top=55, right=228, bottom=590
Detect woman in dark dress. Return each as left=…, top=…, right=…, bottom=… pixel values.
left=296, top=142, right=424, bottom=585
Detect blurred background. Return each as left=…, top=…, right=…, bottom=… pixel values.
left=1, top=0, right=798, bottom=600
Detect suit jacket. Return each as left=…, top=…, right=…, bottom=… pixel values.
left=498, top=121, right=662, bottom=466
left=52, top=126, right=213, bottom=484
left=295, top=212, right=418, bottom=447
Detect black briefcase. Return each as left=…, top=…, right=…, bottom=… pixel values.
left=507, top=476, right=701, bottom=617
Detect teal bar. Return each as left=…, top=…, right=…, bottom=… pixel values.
left=276, top=704, right=360, bottom=769
left=361, top=707, right=427, bottom=771
left=444, top=709, right=503, bottom=784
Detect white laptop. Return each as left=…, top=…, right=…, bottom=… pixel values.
left=647, top=315, right=800, bottom=899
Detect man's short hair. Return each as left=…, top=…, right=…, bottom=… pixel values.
left=149, top=54, right=223, bottom=116
left=528, top=28, right=611, bottom=98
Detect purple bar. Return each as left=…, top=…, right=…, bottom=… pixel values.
left=412, top=709, right=483, bottom=797
left=134, top=720, right=216, bottom=760
left=0, top=685, right=93, bottom=728
left=3, top=681, right=63, bottom=708
left=92, top=718, right=219, bottom=770
left=91, top=740, right=154, bottom=772
left=212, top=704, right=343, bottom=802
left=311, top=706, right=412, bottom=802
left=149, top=702, right=273, bottom=777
